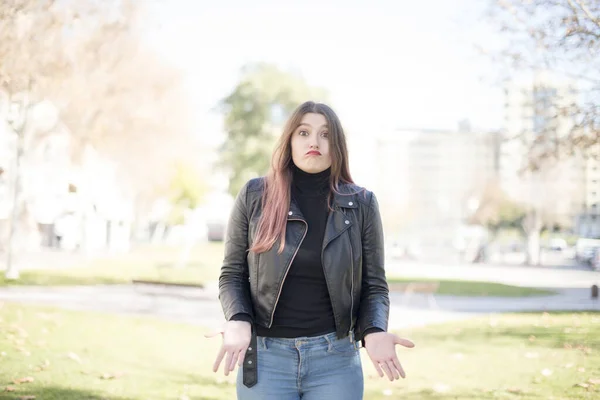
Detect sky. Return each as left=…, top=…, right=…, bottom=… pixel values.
left=143, top=0, right=505, bottom=144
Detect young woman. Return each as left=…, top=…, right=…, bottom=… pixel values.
left=210, top=101, right=414, bottom=399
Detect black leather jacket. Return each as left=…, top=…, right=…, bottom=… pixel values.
left=218, top=177, right=389, bottom=342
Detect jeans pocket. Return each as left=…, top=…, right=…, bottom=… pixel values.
left=326, top=336, right=359, bottom=356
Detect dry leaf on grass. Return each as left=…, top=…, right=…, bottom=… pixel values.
left=588, top=378, right=600, bottom=385
left=16, top=347, right=31, bottom=356
left=578, top=367, right=586, bottom=373
left=5, top=386, right=17, bottom=392
left=432, top=383, right=450, bottom=393
left=575, top=383, right=590, bottom=388
left=13, top=377, right=34, bottom=384
left=67, top=352, right=82, bottom=363
left=506, top=388, right=523, bottom=394
left=528, top=335, right=536, bottom=342
left=19, top=396, right=36, bottom=400
left=100, top=372, right=125, bottom=380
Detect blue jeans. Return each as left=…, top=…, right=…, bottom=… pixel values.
left=236, top=332, right=364, bottom=399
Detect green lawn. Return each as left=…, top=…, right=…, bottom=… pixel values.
left=387, top=278, right=557, bottom=297
left=1, top=242, right=556, bottom=298
left=0, top=242, right=225, bottom=288
left=0, top=303, right=598, bottom=399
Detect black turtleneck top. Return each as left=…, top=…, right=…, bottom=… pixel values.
left=253, top=165, right=336, bottom=338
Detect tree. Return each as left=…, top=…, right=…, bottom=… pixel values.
left=480, top=1, right=599, bottom=264
left=483, top=0, right=599, bottom=159
left=471, top=174, right=571, bottom=265
left=469, top=179, right=527, bottom=236
left=0, top=0, right=194, bottom=277
left=219, top=63, right=327, bottom=196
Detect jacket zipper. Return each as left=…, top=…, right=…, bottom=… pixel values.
left=348, top=231, right=354, bottom=341
left=268, top=219, right=307, bottom=328
left=321, top=238, right=340, bottom=338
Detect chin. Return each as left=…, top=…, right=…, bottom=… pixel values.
left=305, top=166, right=328, bottom=174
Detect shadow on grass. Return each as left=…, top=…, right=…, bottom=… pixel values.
left=0, top=386, right=135, bottom=400
left=0, top=386, right=225, bottom=400
left=365, top=387, right=548, bottom=400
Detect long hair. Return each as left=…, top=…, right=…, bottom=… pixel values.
left=250, top=101, right=354, bottom=254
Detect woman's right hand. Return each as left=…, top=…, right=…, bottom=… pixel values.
left=206, top=321, right=252, bottom=376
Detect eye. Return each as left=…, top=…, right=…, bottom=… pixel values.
left=320, top=131, right=329, bottom=138
left=299, top=130, right=309, bottom=136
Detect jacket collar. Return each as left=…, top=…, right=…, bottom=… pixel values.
left=287, top=182, right=360, bottom=221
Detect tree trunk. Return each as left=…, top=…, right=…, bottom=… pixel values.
left=522, top=208, right=543, bottom=266
left=525, top=228, right=541, bottom=266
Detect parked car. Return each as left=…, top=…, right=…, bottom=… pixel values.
left=590, top=247, right=600, bottom=271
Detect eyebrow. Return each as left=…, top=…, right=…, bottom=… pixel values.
left=297, top=123, right=329, bottom=130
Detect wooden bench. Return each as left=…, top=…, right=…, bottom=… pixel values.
left=389, top=281, right=440, bottom=309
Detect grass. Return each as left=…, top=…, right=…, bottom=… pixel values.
left=0, top=303, right=598, bottom=399
left=1, top=242, right=556, bottom=298
left=387, top=278, right=557, bottom=297
left=0, top=242, right=225, bottom=288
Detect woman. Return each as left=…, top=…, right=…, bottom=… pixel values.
left=210, top=101, right=414, bottom=399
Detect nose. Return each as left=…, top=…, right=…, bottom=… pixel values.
left=309, top=137, right=319, bottom=149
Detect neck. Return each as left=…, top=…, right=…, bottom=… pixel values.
left=292, top=165, right=331, bottom=196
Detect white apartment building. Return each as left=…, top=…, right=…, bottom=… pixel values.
left=349, top=125, right=500, bottom=240
left=501, top=72, right=599, bottom=235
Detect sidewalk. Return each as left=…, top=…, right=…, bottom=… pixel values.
left=0, top=285, right=597, bottom=332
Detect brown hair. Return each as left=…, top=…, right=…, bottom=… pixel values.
left=250, top=101, right=354, bottom=254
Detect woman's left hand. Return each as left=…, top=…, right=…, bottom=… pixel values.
left=364, top=332, right=415, bottom=381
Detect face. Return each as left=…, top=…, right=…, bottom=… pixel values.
left=290, top=113, right=332, bottom=174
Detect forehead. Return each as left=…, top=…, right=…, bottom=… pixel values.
left=299, top=113, right=327, bottom=128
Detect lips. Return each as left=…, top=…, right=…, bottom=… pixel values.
left=306, top=151, right=321, bottom=156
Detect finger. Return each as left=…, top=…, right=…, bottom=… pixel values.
left=237, top=348, right=248, bottom=367
left=204, top=322, right=227, bottom=338
left=393, top=335, right=415, bottom=348
left=228, top=350, right=239, bottom=373
left=204, top=330, right=224, bottom=339
left=392, top=356, right=406, bottom=379
left=386, top=360, right=400, bottom=380
left=380, top=362, right=394, bottom=381
left=212, top=347, right=226, bottom=373
left=224, top=350, right=234, bottom=376
left=370, top=358, right=384, bottom=378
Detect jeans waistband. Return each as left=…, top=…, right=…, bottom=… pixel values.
left=258, top=331, right=355, bottom=349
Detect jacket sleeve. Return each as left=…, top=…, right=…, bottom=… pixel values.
left=218, top=181, right=255, bottom=322
left=356, top=191, right=390, bottom=338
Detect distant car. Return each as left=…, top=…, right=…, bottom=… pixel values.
left=549, top=238, right=567, bottom=252
left=591, top=248, right=600, bottom=271
left=575, top=238, right=600, bottom=264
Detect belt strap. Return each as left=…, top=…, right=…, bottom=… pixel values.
left=242, top=326, right=258, bottom=388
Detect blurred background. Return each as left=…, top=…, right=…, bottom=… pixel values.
left=0, top=1, right=599, bottom=399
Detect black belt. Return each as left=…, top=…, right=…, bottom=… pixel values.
left=242, top=326, right=258, bottom=388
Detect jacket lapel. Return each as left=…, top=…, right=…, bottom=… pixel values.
left=323, top=185, right=359, bottom=248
